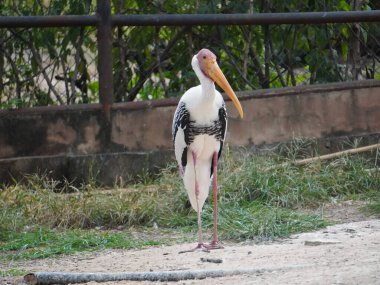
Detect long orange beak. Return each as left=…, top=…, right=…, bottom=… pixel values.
left=206, top=60, right=244, bottom=119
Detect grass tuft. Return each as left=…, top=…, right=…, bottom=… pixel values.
left=359, top=201, right=380, bottom=217
left=1, top=139, right=379, bottom=260
left=0, top=228, right=159, bottom=260
left=0, top=269, right=28, bottom=277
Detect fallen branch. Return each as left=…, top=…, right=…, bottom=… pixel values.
left=365, top=168, right=380, bottom=173
left=266, top=143, right=380, bottom=171
left=24, top=266, right=305, bottom=284
left=291, top=143, right=380, bottom=166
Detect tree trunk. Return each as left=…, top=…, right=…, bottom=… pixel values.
left=350, top=0, right=363, bottom=80
left=262, top=0, right=270, bottom=88
left=243, top=0, right=254, bottom=89
left=0, top=30, right=4, bottom=100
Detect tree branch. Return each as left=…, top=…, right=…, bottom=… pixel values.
left=155, top=27, right=169, bottom=97
left=59, top=56, right=71, bottom=104
left=2, top=48, right=22, bottom=99
left=267, top=33, right=286, bottom=87
left=8, top=29, right=64, bottom=104
left=248, top=45, right=266, bottom=87
left=216, top=40, right=257, bottom=90
left=214, top=26, right=257, bottom=90
left=242, top=0, right=254, bottom=87
left=114, top=17, right=130, bottom=102
left=127, top=27, right=190, bottom=101
left=28, top=34, right=64, bottom=105
left=266, top=143, right=380, bottom=171
left=70, top=28, right=86, bottom=104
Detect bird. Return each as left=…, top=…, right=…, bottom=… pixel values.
left=172, top=48, right=243, bottom=252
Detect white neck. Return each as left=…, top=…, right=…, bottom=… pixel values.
left=191, top=55, right=216, bottom=101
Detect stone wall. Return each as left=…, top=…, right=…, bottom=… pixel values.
left=1, top=80, right=379, bottom=184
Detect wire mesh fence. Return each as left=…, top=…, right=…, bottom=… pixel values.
left=0, top=1, right=379, bottom=109
left=0, top=26, right=98, bottom=108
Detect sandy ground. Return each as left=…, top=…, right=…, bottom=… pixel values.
left=1, top=204, right=380, bottom=285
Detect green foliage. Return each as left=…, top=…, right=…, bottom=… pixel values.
left=1, top=1, right=379, bottom=108
left=0, top=98, right=28, bottom=109
left=0, top=0, right=97, bottom=108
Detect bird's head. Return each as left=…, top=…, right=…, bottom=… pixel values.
left=196, top=48, right=244, bottom=119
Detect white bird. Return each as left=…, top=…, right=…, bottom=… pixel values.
left=172, top=48, right=243, bottom=252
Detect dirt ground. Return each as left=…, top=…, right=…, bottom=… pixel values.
left=2, top=203, right=380, bottom=285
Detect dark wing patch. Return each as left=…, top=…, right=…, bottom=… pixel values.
left=210, top=104, right=227, bottom=176
left=172, top=102, right=190, bottom=145
left=172, top=102, right=191, bottom=169
left=218, top=104, right=227, bottom=157
left=173, top=101, right=227, bottom=177
left=181, top=147, right=188, bottom=169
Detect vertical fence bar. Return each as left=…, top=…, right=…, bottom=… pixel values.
left=97, top=0, right=113, bottom=120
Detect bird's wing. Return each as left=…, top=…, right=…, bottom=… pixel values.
left=210, top=103, right=227, bottom=176
left=218, top=103, right=227, bottom=157
left=172, top=101, right=191, bottom=174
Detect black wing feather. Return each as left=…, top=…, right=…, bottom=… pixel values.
left=173, top=101, right=227, bottom=176
left=211, top=104, right=227, bottom=176
left=172, top=102, right=191, bottom=169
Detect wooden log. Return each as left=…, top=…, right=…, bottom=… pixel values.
left=365, top=168, right=380, bottom=173
left=23, top=270, right=249, bottom=284
left=292, top=143, right=380, bottom=166
left=265, top=143, right=380, bottom=171
left=24, top=266, right=305, bottom=284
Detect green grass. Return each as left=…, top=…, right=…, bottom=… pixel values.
left=1, top=139, right=379, bottom=260
left=0, top=228, right=159, bottom=260
left=214, top=203, right=329, bottom=240
left=0, top=269, right=28, bottom=277
left=360, top=201, right=380, bottom=217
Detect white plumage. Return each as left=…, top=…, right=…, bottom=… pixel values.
left=177, top=89, right=224, bottom=209
left=172, top=49, right=243, bottom=252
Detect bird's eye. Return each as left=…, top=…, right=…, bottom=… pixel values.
left=203, top=56, right=206, bottom=59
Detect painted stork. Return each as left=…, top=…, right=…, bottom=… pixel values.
left=172, top=48, right=243, bottom=252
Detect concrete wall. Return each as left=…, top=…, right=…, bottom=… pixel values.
left=1, top=80, right=379, bottom=184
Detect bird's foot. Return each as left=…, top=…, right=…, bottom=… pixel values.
left=178, top=243, right=210, bottom=254
left=205, top=240, right=224, bottom=250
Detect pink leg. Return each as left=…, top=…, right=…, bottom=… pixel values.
left=207, top=152, right=223, bottom=249
left=179, top=152, right=209, bottom=254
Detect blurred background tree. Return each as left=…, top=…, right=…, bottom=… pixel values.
left=0, top=0, right=379, bottom=108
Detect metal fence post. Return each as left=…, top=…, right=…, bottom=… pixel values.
left=97, top=0, right=113, bottom=120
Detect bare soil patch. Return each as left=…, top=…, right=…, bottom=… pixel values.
left=2, top=202, right=379, bottom=285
